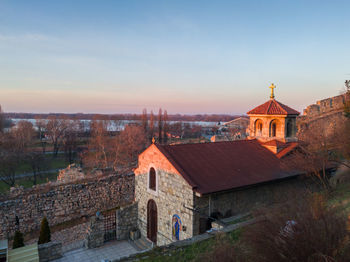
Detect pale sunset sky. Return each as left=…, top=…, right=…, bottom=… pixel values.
left=0, top=0, right=349, bottom=114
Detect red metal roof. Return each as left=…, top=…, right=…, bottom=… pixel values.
left=155, top=140, right=299, bottom=195
left=247, top=99, right=300, bottom=115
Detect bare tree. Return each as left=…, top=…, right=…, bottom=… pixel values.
left=163, top=110, right=168, bottom=144
left=84, top=118, right=113, bottom=170
left=141, top=108, right=148, bottom=134
left=0, top=133, right=22, bottom=186
left=35, top=117, right=47, bottom=154
left=158, top=108, right=163, bottom=144
left=63, top=120, right=80, bottom=164
left=117, top=125, right=147, bottom=167
left=25, top=152, right=46, bottom=185
left=149, top=110, right=154, bottom=142
left=0, top=105, right=5, bottom=133
left=12, top=120, right=35, bottom=153
left=45, top=115, right=69, bottom=157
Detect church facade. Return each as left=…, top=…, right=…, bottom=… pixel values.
left=134, top=85, right=305, bottom=246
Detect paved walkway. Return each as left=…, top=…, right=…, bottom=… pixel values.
left=53, top=241, right=138, bottom=262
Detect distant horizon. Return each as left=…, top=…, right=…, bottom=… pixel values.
left=1, top=1, right=349, bottom=114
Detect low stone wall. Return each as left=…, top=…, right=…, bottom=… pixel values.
left=38, top=242, right=62, bottom=262
left=0, top=173, right=134, bottom=239
left=116, top=203, right=138, bottom=240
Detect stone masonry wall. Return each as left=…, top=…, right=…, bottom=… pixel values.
left=193, top=176, right=312, bottom=235
left=116, top=202, right=138, bottom=240
left=0, top=173, right=134, bottom=239
left=135, top=144, right=195, bottom=246
left=303, top=93, right=349, bottom=117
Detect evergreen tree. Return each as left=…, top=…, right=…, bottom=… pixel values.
left=38, top=217, right=51, bottom=244
left=12, top=231, right=24, bottom=249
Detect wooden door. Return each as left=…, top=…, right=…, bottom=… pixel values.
left=147, top=199, right=157, bottom=243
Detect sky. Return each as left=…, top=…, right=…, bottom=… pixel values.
left=0, top=0, right=349, bottom=115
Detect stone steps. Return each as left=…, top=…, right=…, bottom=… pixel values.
left=130, top=236, right=153, bottom=252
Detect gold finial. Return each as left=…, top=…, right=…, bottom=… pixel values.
left=152, top=137, right=155, bottom=144
left=269, top=83, right=276, bottom=99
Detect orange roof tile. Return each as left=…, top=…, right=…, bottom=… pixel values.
left=247, top=99, right=300, bottom=115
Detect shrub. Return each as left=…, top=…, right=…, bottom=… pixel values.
left=12, top=231, right=24, bottom=249
left=243, top=191, right=350, bottom=262
left=38, top=217, right=51, bottom=244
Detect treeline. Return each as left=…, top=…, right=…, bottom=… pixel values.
left=5, top=112, right=242, bottom=122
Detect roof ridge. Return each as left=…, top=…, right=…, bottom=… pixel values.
left=266, top=100, right=273, bottom=114
left=274, top=99, right=288, bottom=114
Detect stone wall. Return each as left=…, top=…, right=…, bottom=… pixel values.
left=298, top=93, right=349, bottom=137
left=193, top=176, right=313, bottom=234
left=38, top=242, right=62, bottom=262
left=135, top=144, right=195, bottom=246
left=303, top=93, right=349, bottom=117
left=0, top=173, right=134, bottom=239
left=116, top=203, right=138, bottom=240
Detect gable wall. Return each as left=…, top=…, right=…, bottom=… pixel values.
left=135, top=145, right=195, bottom=246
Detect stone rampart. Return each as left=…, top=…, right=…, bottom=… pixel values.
left=0, top=173, right=134, bottom=239
left=302, top=93, right=349, bottom=117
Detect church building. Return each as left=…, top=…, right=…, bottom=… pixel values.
left=134, top=84, right=304, bottom=245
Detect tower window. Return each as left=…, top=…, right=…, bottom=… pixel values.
left=286, top=121, right=293, bottom=137
left=254, top=119, right=263, bottom=136
left=270, top=120, right=277, bottom=137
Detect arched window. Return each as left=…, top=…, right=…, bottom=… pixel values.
left=270, top=120, right=277, bottom=137
left=286, top=121, right=293, bottom=137
left=149, top=167, right=156, bottom=191
left=254, top=119, right=263, bottom=136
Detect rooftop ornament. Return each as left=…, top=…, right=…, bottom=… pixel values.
left=270, top=83, right=276, bottom=99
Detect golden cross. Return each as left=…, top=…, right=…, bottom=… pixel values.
left=269, top=83, right=276, bottom=99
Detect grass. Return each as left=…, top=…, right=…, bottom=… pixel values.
left=133, top=229, right=242, bottom=262
left=0, top=172, right=59, bottom=193
left=15, top=154, right=69, bottom=174
left=328, top=180, right=350, bottom=214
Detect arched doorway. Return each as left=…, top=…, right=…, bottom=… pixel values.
left=147, top=199, right=157, bottom=243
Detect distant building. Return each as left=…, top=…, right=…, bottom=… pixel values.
left=134, top=84, right=304, bottom=246
left=222, top=117, right=249, bottom=129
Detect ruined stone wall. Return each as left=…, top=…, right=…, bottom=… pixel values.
left=0, top=174, right=134, bottom=239
left=135, top=144, right=195, bottom=246
left=298, top=93, right=349, bottom=137
left=302, top=93, right=349, bottom=117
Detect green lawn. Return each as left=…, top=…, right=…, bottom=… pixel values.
left=0, top=172, right=59, bottom=193
left=15, top=154, right=69, bottom=174
left=133, top=229, right=242, bottom=262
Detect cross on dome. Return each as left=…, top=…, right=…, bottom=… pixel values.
left=269, top=83, right=276, bottom=99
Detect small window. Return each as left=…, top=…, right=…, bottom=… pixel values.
left=149, top=168, right=156, bottom=191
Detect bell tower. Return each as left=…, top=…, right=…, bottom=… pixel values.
left=247, top=84, right=300, bottom=143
